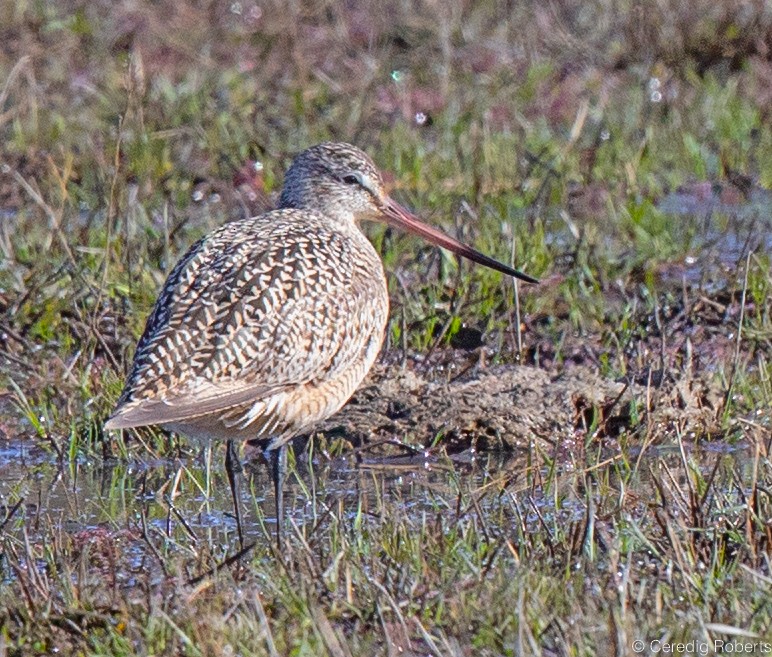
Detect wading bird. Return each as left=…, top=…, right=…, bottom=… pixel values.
left=105, top=142, right=537, bottom=544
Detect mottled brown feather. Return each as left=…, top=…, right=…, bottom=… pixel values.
left=106, top=143, right=391, bottom=448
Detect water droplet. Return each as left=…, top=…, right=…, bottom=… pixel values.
left=648, top=77, right=663, bottom=102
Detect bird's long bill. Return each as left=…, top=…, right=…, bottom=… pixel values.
left=381, top=198, right=539, bottom=284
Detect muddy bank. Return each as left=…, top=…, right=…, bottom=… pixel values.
left=303, top=360, right=729, bottom=455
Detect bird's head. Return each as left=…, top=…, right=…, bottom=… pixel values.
left=279, top=142, right=388, bottom=223
left=280, top=142, right=538, bottom=284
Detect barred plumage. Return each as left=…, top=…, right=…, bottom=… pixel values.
left=107, top=208, right=386, bottom=447
left=104, top=142, right=536, bottom=537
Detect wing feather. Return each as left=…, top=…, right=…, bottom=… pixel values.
left=107, top=209, right=387, bottom=430
left=104, top=381, right=284, bottom=428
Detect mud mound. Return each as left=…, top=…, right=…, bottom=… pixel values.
left=309, top=362, right=727, bottom=453
left=314, top=364, right=622, bottom=451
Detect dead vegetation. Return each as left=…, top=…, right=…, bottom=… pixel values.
left=0, top=0, right=770, bottom=654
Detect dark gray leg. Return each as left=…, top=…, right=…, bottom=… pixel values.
left=269, top=444, right=287, bottom=549
left=225, top=439, right=244, bottom=549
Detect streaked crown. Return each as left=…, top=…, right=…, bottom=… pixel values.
left=278, top=142, right=386, bottom=226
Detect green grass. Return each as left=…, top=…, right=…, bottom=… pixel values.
left=0, top=0, right=771, bottom=654
left=2, top=447, right=769, bottom=655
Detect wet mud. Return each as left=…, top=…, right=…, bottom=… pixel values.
left=308, top=359, right=730, bottom=457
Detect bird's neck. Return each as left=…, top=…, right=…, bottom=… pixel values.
left=279, top=195, right=360, bottom=234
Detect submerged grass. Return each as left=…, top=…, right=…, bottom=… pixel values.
left=0, top=0, right=771, bottom=654
left=1, top=446, right=770, bottom=655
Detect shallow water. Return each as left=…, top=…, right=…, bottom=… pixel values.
left=0, top=435, right=757, bottom=557
left=0, top=440, right=508, bottom=548
left=656, top=185, right=772, bottom=284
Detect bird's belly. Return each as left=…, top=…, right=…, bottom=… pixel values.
left=163, top=350, right=378, bottom=448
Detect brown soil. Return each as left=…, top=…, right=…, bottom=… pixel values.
left=307, top=359, right=729, bottom=457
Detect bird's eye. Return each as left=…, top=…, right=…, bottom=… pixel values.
left=341, top=174, right=361, bottom=185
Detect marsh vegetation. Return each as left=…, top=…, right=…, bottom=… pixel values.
left=0, top=1, right=770, bottom=654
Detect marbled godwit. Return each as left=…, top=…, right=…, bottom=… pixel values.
left=105, top=142, right=537, bottom=542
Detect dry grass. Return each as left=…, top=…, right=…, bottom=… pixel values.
left=0, top=0, right=770, bottom=654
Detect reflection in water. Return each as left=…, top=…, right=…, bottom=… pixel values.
left=0, top=437, right=756, bottom=556
left=657, top=185, right=772, bottom=285
left=0, top=441, right=528, bottom=550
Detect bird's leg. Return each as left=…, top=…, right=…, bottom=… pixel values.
left=225, top=439, right=244, bottom=549
left=269, top=443, right=287, bottom=549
